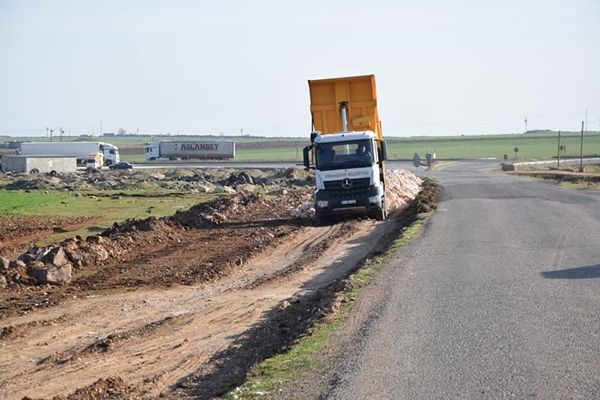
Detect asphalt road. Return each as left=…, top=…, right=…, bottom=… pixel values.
left=328, top=161, right=600, bottom=399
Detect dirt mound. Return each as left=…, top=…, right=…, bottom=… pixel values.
left=48, top=377, right=136, bottom=400
left=0, top=168, right=314, bottom=194
left=385, top=169, right=422, bottom=212
left=0, top=189, right=312, bottom=317
left=0, top=215, right=97, bottom=258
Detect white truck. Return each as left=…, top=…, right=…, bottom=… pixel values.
left=20, top=142, right=120, bottom=166
left=303, top=75, right=388, bottom=225
left=144, top=140, right=235, bottom=161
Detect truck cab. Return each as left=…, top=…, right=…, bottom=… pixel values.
left=144, top=143, right=160, bottom=161
left=303, top=75, right=388, bottom=225
left=310, top=131, right=387, bottom=224
left=101, top=143, right=120, bottom=165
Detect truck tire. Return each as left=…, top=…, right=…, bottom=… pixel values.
left=105, top=160, right=113, bottom=166
left=315, top=211, right=329, bottom=226
left=373, top=198, right=387, bottom=221
left=29, top=168, right=39, bottom=174
left=149, top=157, right=156, bottom=161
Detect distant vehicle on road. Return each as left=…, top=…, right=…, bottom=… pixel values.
left=144, top=141, right=235, bottom=161
left=85, top=153, right=104, bottom=171
left=109, top=161, right=133, bottom=170
left=20, top=141, right=120, bottom=166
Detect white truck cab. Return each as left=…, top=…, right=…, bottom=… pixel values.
left=145, top=143, right=160, bottom=161
left=102, top=143, right=120, bottom=165
left=306, top=131, right=387, bottom=224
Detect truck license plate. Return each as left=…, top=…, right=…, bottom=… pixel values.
left=341, top=199, right=356, bottom=205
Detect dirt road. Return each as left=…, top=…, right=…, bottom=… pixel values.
left=2, top=218, right=399, bottom=399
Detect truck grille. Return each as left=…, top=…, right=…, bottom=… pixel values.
left=323, top=178, right=371, bottom=197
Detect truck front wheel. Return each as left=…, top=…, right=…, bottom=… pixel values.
left=373, top=198, right=387, bottom=221
left=315, top=211, right=329, bottom=226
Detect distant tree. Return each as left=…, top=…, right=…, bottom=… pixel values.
left=117, top=128, right=127, bottom=135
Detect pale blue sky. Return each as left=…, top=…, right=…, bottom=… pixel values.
left=1, top=0, right=599, bottom=137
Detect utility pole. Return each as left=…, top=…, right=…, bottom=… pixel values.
left=46, top=127, right=49, bottom=138
left=100, top=120, right=103, bottom=137
left=60, top=127, right=64, bottom=142
left=50, top=129, right=54, bottom=142
left=557, top=130, right=561, bottom=168
left=579, top=121, right=584, bottom=172
left=524, top=117, right=528, bottom=133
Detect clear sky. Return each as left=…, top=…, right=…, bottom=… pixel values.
left=1, top=0, right=599, bottom=137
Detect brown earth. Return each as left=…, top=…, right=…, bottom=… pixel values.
left=0, top=215, right=98, bottom=258
left=0, top=169, right=423, bottom=400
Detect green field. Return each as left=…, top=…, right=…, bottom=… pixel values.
left=0, top=189, right=215, bottom=243
left=4, top=131, right=600, bottom=161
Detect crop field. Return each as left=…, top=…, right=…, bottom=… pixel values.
left=4, top=131, right=600, bottom=161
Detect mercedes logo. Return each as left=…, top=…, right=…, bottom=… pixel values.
left=341, top=178, right=352, bottom=189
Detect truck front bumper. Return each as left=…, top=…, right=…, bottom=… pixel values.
left=315, top=184, right=383, bottom=215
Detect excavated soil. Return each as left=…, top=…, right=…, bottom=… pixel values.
left=0, top=215, right=98, bottom=258
left=0, top=169, right=423, bottom=400
left=0, top=189, right=312, bottom=318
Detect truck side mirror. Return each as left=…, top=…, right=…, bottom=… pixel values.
left=303, top=146, right=313, bottom=169
left=380, top=141, right=388, bottom=161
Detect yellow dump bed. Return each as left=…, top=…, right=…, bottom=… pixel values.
left=308, top=74, right=382, bottom=140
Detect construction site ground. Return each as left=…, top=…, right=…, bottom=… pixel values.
left=0, top=168, right=422, bottom=400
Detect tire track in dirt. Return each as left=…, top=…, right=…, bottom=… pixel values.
left=0, top=218, right=393, bottom=399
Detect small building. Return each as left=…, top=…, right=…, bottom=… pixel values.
left=0, top=155, right=77, bottom=174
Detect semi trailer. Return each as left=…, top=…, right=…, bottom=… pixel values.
left=19, top=142, right=120, bottom=166
left=303, top=74, right=388, bottom=225
left=144, top=140, right=235, bottom=161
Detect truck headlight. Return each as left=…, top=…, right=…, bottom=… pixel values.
left=317, top=200, right=328, bottom=208
left=368, top=195, right=380, bottom=204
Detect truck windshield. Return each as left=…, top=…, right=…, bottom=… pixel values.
left=316, top=140, right=374, bottom=170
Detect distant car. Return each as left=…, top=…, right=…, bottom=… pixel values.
left=108, top=161, right=133, bottom=170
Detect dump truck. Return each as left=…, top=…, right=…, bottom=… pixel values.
left=303, top=74, right=388, bottom=225
left=20, top=142, right=120, bottom=166
left=144, top=140, right=235, bottom=161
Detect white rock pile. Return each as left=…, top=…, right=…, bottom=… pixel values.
left=385, top=169, right=422, bottom=212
